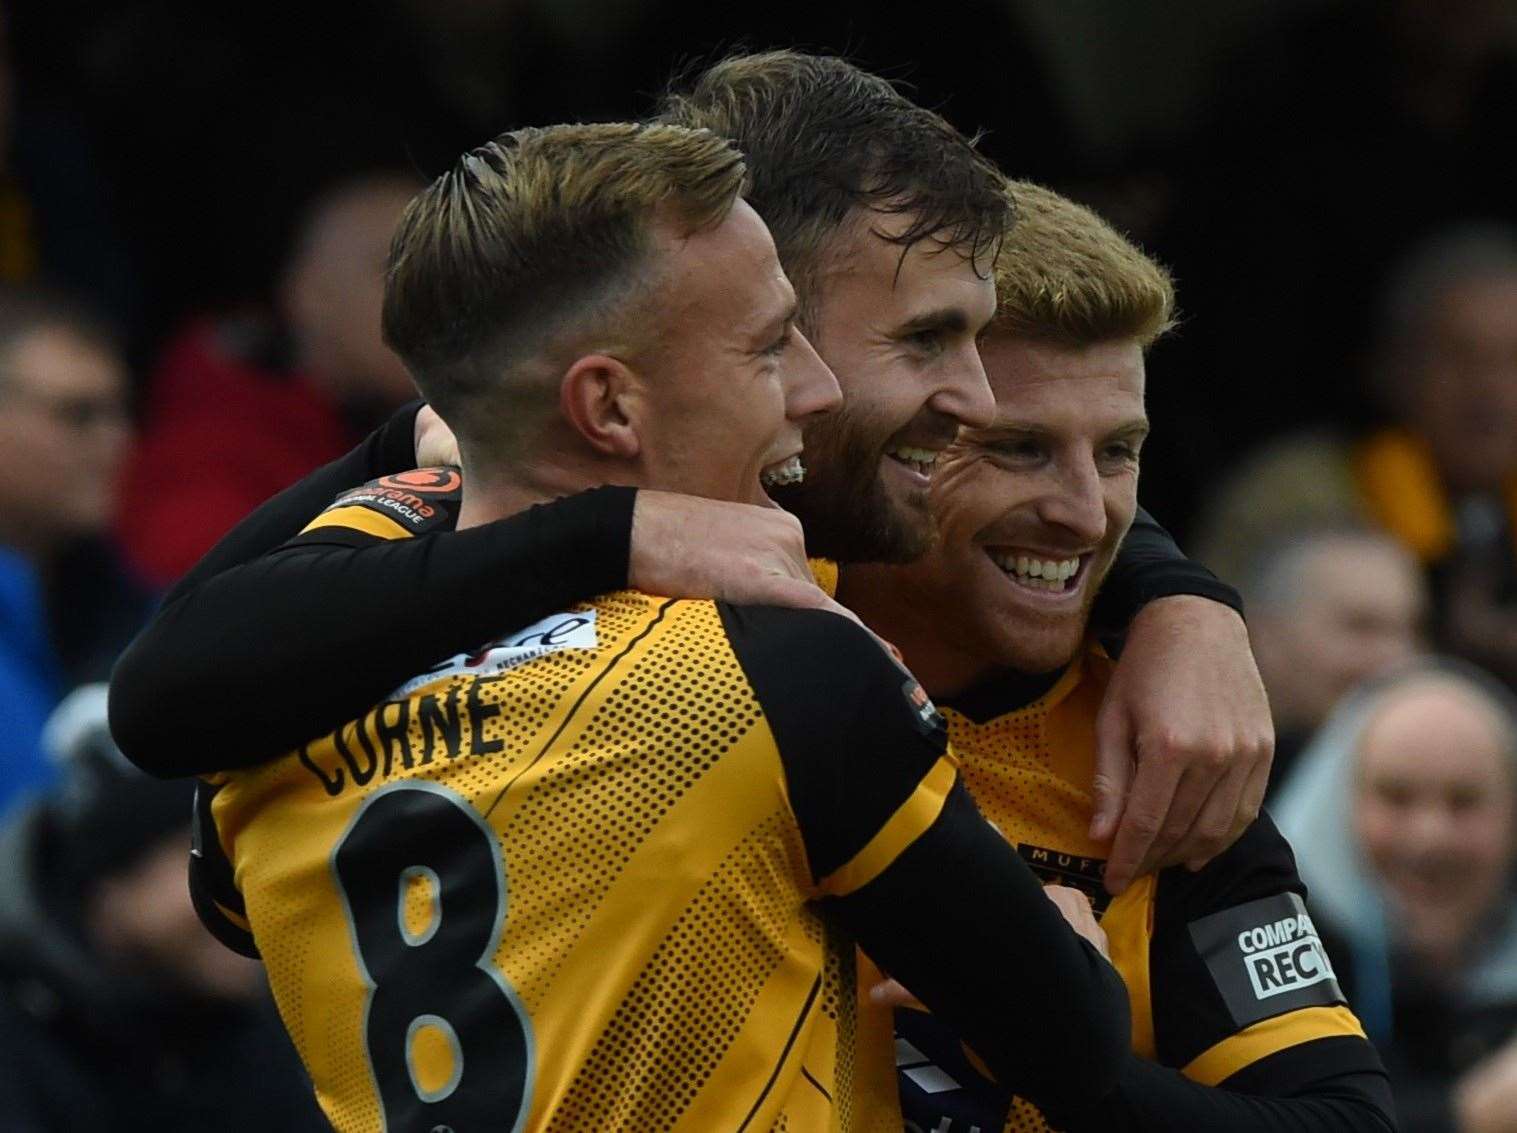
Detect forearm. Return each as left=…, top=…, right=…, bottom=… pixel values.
left=110, top=487, right=636, bottom=776
left=1064, top=1053, right=1397, bottom=1133
left=831, top=785, right=1130, bottom=1110
left=1094, top=507, right=1243, bottom=634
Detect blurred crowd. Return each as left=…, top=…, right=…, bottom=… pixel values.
left=2, top=0, right=1516, bottom=1129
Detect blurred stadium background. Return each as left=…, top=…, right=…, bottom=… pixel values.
left=3, top=1, right=1516, bottom=1129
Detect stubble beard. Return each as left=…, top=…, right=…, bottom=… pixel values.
left=769, top=409, right=933, bottom=565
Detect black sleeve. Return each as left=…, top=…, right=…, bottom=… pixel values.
left=835, top=785, right=1131, bottom=1118
left=1150, top=815, right=1373, bottom=1071
left=1092, top=507, right=1245, bottom=636
left=165, top=400, right=427, bottom=600
left=719, top=604, right=1131, bottom=1113
left=1061, top=1052, right=1396, bottom=1132
left=108, top=412, right=637, bottom=778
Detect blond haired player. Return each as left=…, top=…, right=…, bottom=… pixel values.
left=845, top=183, right=1393, bottom=1132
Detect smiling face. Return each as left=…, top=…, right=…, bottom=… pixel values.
left=635, top=199, right=841, bottom=507
left=1353, top=679, right=1517, bottom=966
left=844, top=333, right=1146, bottom=690
left=766, top=212, right=998, bottom=563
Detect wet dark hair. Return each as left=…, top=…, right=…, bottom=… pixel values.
left=657, top=50, right=1011, bottom=329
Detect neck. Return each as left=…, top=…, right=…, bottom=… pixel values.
left=456, top=447, right=641, bottom=531
left=837, top=562, right=994, bottom=698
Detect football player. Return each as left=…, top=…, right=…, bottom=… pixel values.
left=845, top=182, right=1394, bottom=1132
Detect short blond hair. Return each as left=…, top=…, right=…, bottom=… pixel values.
left=383, top=122, right=748, bottom=456
left=992, top=181, right=1175, bottom=350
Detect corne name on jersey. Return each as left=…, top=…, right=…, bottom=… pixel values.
left=295, top=610, right=598, bottom=797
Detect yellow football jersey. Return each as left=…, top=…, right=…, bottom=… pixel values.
left=892, top=646, right=1374, bottom=1133
left=191, top=476, right=963, bottom=1132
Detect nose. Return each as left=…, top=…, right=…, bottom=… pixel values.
left=1401, top=800, right=1461, bottom=857
left=785, top=329, right=843, bottom=425
left=1038, top=453, right=1108, bottom=545
left=926, top=342, right=995, bottom=430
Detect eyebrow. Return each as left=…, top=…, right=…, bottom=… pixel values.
left=749, top=300, right=799, bottom=347
left=969, top=418, right=1151, bottom=443
left=893, top=307, right=974, bottom=338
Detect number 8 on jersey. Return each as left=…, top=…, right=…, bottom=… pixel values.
left=333, top=782, right=533, bottom=1131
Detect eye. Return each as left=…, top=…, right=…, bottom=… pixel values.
left=1447, top=785, right=1486, bottom=814
left=989, top=437, right=1044, bottom=461
left=903, top=329, right=944, bottom=356
left=762, top=331, right=792, bottom=358
left=1102, top=441, right=1140, bottom=463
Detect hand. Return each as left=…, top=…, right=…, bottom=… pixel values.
left=1455, top=1037, right=1517, bottom=1133
left=1042, top=884, right=1109, bottom=959
left=629, top=492, right=857, bottom=622
left=1092, top=596, right=1274, bottom=895
left=413, top=404, right=461, bottom=468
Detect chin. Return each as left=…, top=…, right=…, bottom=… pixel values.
left=991, top=624, right=1086, bottom=675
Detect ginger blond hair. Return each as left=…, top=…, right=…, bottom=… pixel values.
left=993, top=181, right=1175, bottom=349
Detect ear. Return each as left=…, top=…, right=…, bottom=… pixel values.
left=560, top=354, right=645, bottom=459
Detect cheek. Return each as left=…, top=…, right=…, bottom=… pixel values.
left=1104, top=480, right=1138, bottom=543
left=1462, top=802, right=1517, bottom=869
left=1353, top=796, right=1401, bottom=869
left=931, top=463, right=1006, bottom=542
left=843, top=360, right=917, bottom=427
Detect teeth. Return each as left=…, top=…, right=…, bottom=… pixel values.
left=761, top=455, right=806, bottom=487
left=988, top=552, right=1081, bottom=591
left=888, top=446, right=941, bottom=476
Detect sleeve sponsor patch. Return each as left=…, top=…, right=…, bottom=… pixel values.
left=901, top=677, right=947, bottom=739
left=1187, top=893, right=1346, bottom=1029
left=299, top=467, right=463, bottom=542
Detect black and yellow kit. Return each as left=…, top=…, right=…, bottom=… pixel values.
left=891, top=647, right=1388, bottom=1133
left=192, top=474, right=1131, bottom=1132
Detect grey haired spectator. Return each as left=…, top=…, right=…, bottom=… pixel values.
left=1243, top=524, right=1426, bottom=793
left=1276, top=659, right=1517, bottom=1133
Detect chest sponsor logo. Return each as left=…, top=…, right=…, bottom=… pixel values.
left=1188, top=892, right=1346, bottom=1028
left=1017, top=843, right=1112, bottom=916
left=392, top=610, right=598, bottom=697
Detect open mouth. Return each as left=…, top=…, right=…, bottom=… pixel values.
left=986, top=549, right=1087, bottom=595
left=761, top=454, right=806, bottom=488
left=885, top=445, right=942, bottom=479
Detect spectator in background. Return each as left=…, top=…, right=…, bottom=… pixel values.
left=0, top=288, right=147, bottom=815
left=115, top=172, right=419, bottom=587
left=1275, top=660, right=1517, bottom=1133
left=1197, top=224, right=1517, bottom=684
left=0, top=685, right=328, bottom=1131
left=1244, top=526, right=1426, bottom=790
